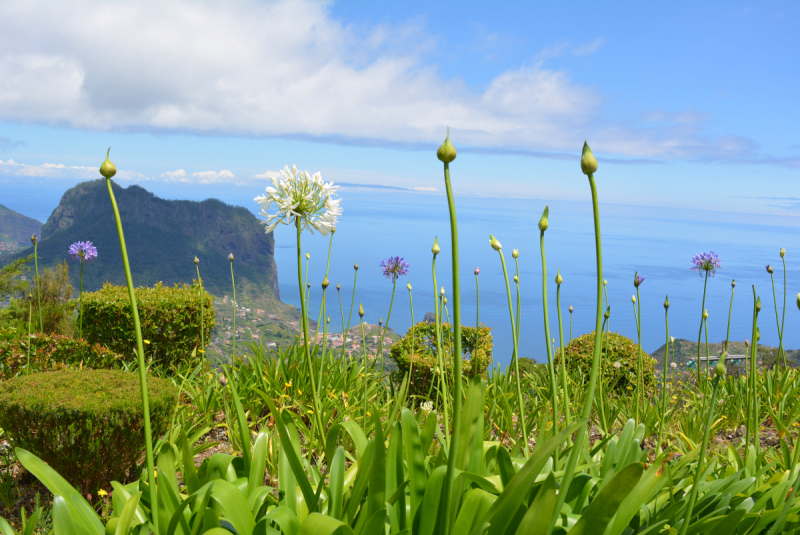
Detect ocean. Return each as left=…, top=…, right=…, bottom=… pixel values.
left=5, top=182, right=800, bottom=366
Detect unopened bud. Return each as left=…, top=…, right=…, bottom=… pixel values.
left=99, top=148, right=117, bottom=179
left=436, top=127, right=457, bottom=164
left=443, top=296, right=448, bottom=305
left=756, top=327, right=760, bottom=342
left=580, top=141, right=598, bottom=175
left=228, top=253, right=234, bottom=262
left=305, top=252, right=310, bottom=260
left=359, top=303, right=364, bottom=318
left=569, top=305, right=573, bottom=314
left=715, top=358, right=725, bottom=378
left=194, top=256, right=199, bottom=265
left=307, top=283, right=311, bottom=289
left=781, top=248, right=786, bottom=258
left=331, top=227, right=336, bottom=235
left=555, top=269, right=563, bottom=285
left=756, top=297, right=761, bottom=314
left=514, top=274, right=519, bottom=284
left=490, top=235, right=502, bottom=251
left=703, top=309, right=708, bottom=320
left=797, top=293, right=800, bottom=310
left=379, top=317, right=383, bottom=327
left=321, top=278, right=329, bottom=290
left=766, top=264, right=774, bottom=274
left=327, top=317, right=330, bottom=324
left=670, top=336, right=675, bottom=344
left=354, top=262, right=359, bottom=271
left=30, top=234, right=37, bottom=245
left=538, top=205, right=549, bottom=232
left=604, top=306, right=610, bottom=319
left=732, top=279, right=736, bottom=289
left=474, top=267, right=480, bottom=276
left=440, top=286, right=445, bottom=296
left=512, top=249, right=519, bottom=259
left=603, top=279, right=607, bottom=287
left=407, top=282, right=412, bottom=291
left=336, top=282, right=341, bottom=291
left=664, top=295, right=670, bottom=310
left=632, top=295, right=636, bottom=304
left=432, top=237, right=440, bottom=256
left=745, top=339, right=750, bottom=347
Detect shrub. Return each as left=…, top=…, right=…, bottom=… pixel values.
left=390, top=321, right=492, bottom=399
left=0, top=369, right=177, bottom=493
left=555, top=331, right=656, bottom=390
left=0, top=332, right=123, bottom=380
left=82, top=281, right=214, bottom=367
left=0, top=260, right=76, bottom=335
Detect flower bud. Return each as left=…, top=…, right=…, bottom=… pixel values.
left=766, top=264, right=774, bottom=274
left=715, top=360, right=725, bottom=378
left=603, top=279, right=607, bottom=287
left=379, top=317, right=383, bottom=327
left=538, top=205, right=549, bottom=232
left=437, top=127, right=457, bottom=164
left=604, top=306, right=610, bottom=319
left=664, top=295, right=670, bottom=310
left=580, top=141, right=598, bottom=175
left=440, top=286, right=445, bottom=296
left=514, top=274, right=519, bottom=284
left=443, top=296, right=448, bottom=305
left=756, top=327, right=761, bottom=342
left=703, top=309, right=708, bottom=320
left=756, top=297, right=761, bottom=314
left=327, top=317, right=330, bottom=324
left=474, top=267, right=480, bottom=276
left=781, top=247, right=786, bottom=258
left=331, top=227, right=336, bottom=234
left=305, top=252, right=310, bottom=260
left=359, top=303, right=364, bottom=318
left=797, top=293, right=800, bottom=310
left=670, top=336, right=675, bottom=344
left=745, top=339, right=750, bottom=347
left=321, top=277, right=329, bottom=289
left=99, top=148, right=117, bottom=179
left=307, top=283, right=311, bottom=289
left=490, top=235, right=502, bottom=251
left=569, top=305, right=573, bottom=314
left=632, top=295, right=636, bottom=304
left=731, top=279, right=736, bottom=289
left=30, top=234, right=37, bottom=245
left=555, top=269, right=563, bottom=285
left=336, top=282, right=341, bottom=291
left=512, top=249, right=519, bottom=259
left=220, top=375, right=227, bottom=387
left=194, top=256, right=199, bottom=265
left=407, top=282, right=412, bottom=291
left=228, top=253, right=234, bottom=262
left=432, top=237, right=440, bottom=256
left=354, top=262, right=359, bottom=271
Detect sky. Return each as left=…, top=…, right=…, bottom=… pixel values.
left=1, top=1, right=799, bottom=217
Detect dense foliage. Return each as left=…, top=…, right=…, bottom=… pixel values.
left=390, top=320, right=492, bottom=398
left=0, top=260, right=76, bottom=335
left=0, top=369, right=176, bottom=493
left=0, top=331, right=122, bottom=380
left=556, top=330, right=657, bottom=389
left=81, top=281, right=214, bottom=366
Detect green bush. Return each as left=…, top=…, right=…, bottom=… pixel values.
left=0, top=260, right=76, bottom=335
left=555, top=331, right=656, bottom=390
left=82, top=281, right=214, bottom=367
left=0, top=369, right=177, bottom=493
left=0, top=331, right=123, bottom=380
left=390, top=321, right=492, bottom=399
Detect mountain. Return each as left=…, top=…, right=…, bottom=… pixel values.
left=650, top=338, right=799, bottom=368
left=0, top=204, right=42, bottom=252
left=1, top=179, right=285, bottom=305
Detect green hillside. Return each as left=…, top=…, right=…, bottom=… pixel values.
left=0, top=204, right=41, bottom=256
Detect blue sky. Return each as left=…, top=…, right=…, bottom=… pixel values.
left=0, top=1, right=798, bottom=219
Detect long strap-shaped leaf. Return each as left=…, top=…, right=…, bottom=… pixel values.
left=228, top=372, right=252, bottom=473
left=569, top=462, right=644, bottom=535
left=513, top=472, right=557, bottom=534
left=297, top=513, right=355, bottom=535
left=606, top=456, right=669, bottom=535
left=402, top=408, right=427, bottom=525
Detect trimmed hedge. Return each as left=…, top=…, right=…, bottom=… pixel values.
left=555, top=331, right=656, bottom=390
left=82, top=281, right=214, bottom=367
left=390, top=321, right=492, bottom=399
left=0, top=331, right=123, bottom=380
left=0, top=369, right=177, bottom=493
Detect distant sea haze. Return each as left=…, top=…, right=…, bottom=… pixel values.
left=6, top=183, right=800, bottom=366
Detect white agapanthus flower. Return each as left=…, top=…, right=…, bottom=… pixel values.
left=254, top=165, right=342, bottom=235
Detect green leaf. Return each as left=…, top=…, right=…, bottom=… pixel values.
left=401, top=408, right=427, bottom=523
left=228, top=377, right=252, bottom=472
left=53, top=496, right=78, bottom=535
left=325, top=421, right=368, bottom=464
left=328, top=447, right=346, bottom=521
left=417, top=466, right=447, bottom=535
left=264, top=506, right=301, bottom=535
left=248, top=428, right=269, bottom=499
left=513, top=472, right=557, bottom=534
left=451, top=488, right=497, bottom=535
left=606, top=457, right=669, bottom=535
left=297, top=513, right=355, bottom=535
left=569, top=463, right=644, bottom=535
left=114, top=492, right=142, bottom=535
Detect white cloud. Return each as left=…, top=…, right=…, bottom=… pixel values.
left=0, top=1, right=773, bottom=164
left=161, top=169, right=235, bottom=184
left=0, top=157, right=147, bottom=180
left=253, top=171, right=281, bottom=180
left=413, top=186, right=437, bottom=192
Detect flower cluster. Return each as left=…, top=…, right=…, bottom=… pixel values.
left=255, top=165, right=342, bottom=235
left=68, top=241, right=98, bottom=261
left=380, top=256, right=409, bottom=282
left=690, top=251, right=720, bottom=277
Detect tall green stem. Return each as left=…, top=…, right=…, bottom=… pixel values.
left=431, top=252, right=451, bottom=441
left=26, top=302, right=32, bottom=374
left=696, top=271, right=709, bottom=384
left=315, top=232, right=335, bottom=345
left=726, top=285, right=735, bottom=351
left=636, top=284, right=642, bottom=423
left=556, top=282, right=571, bottom=426
left=770, top=271, right=785, bottom=369
left=497, top=249, right=528, bottom=453
left=78, top=258, right=84, bottom=339
left=539, top=228, right=558, bottom=437
left=104, top=177, right=157, bottom=531
left=339, top=268, right=359, bottom=361
left=375, top=280, right=397, bottom=376
left=408, top=286, right=416, bottom=392
left=781, top=256, right=787, bottom=366
left=195, top=261, right=207, bottom=420
left=296, top=218, right=325, bottom=449
left=33, top=240, right=42, bottom=332
left=231, top=260, right=236, bottom=361
left=550, top=170, right=604, bottom=531
left=441, top=160, right=463, bottom=535
left=658, top=301, right=670, bottom=453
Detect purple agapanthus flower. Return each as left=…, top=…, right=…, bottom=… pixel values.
left=380, top=256, right=409, bottom=282
left=691, top=251, right=720, bottom=277
left=69, top=241, right=98, bottom=261
left=634, top=273, right=646, bottom=287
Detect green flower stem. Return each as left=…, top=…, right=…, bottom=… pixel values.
left=556, top=282, right=571, bottom=427
left=679, top=364, right=722, bottom=535
left=360, top=313, right=368, bottom=422
left=231, top=261, right=236, bottom=362
left=375, top=280, right=398, bottom=376
left=497, top=249, right=528, bottom=454
left=475, top=272, right=480, bottom=354
left=696, top=271, right=709, bottom=384
left=408, top=287, right=416, bottom=391
left=104, top=177, right=157, bottom=532
left=33, top=241, right=42, bottom=332
left=431, top=253, right=451, bottom=443
left=657, top=303, right=670, bottom=454
left=539, top=229, right=558, bottom=438
left=725, top=286, right=735, bottom=351
left=569, top=310, right=573, bottom=344
left=441, top=161, right=463, bottom=535
left=339, top=268, right=359, bottom=361
left=195, top=262, right=207, bottom=420
left=514, top=258, right=521, bottom=349
left=636, top=285, right=642, bottom=424
left=26, top=302, right=32, bottom=374
left=296, top=218, right=325, bottom=450
left=632, top=296, right=641, bottom=422
left=315, top=232, right=335, bottom=345
left=746, top=287, right=759, bottom=462
left=781, top=256, right=787, bottom=367
left=550, top=171, right=604, bottom=532
left=770, top=271, right=785, bottom=368
left=78, top=258, right=84, bottom=339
